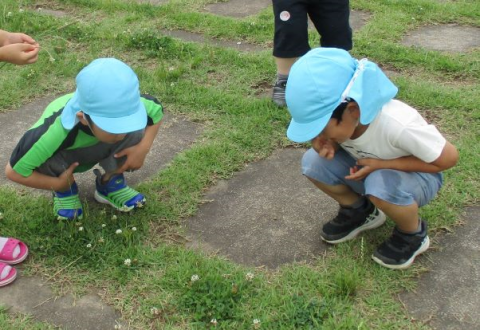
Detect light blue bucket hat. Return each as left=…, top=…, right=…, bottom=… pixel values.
left=285, top=48, right=398, bottom=143
left=61, top=58, right=147, bottom=134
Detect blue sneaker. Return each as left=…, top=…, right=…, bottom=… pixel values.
left=93, top=169, right=146, bottom=212
left=53, top=182, right=83, bottom=220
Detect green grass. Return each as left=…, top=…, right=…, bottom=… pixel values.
left=0, top=0, right=479, bottom=328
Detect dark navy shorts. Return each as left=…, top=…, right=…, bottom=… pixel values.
left=273, top=0, right=352, bottom=58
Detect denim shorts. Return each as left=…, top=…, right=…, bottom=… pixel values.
left=301, top=148, right=443, bottom=207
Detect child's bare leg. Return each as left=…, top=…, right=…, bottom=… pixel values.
left=369, top=196, right=419, bottom=233
left=274, top=56, right=298, bottom=75
left=307, top=177, right=362, bottom=207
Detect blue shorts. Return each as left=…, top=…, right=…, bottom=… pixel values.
left=301, top=148, right=443, bottom=207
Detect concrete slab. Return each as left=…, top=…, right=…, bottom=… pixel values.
left=134, top=0, right=169, bottom=5
left=186, top=148, right=338, bottom=268
left=205, top=0, right=271, bottom=18
left=0, top=96, right=202, bottom=201
left=35, top=8, right=68, bottom=18
left=400, top=207, right=480, bottom=330
left=402, top=24, right=480, bottom=53
left=0, top=276, right=124, bottom=330
left=160, top=29, right=265, bottom=52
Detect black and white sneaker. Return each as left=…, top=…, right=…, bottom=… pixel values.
left=372, top=220, right=430, bottom=270
left=272, top=79, right=287, bottom=107
left=321, top=200, right=386, bottom=244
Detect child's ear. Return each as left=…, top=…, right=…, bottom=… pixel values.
left=347, top=102, right=360, bottom=120
left=76, top=111, right=87, bottom=124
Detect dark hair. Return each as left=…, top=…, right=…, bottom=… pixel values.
left=330, top=98, right=355, bottom=123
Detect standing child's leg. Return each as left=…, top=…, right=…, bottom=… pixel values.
left=302, top=148, right=386, bottom=243
left=364, top=170, right=442, bottom=269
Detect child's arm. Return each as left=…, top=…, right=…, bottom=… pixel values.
left=113, top=121, right=162, bottom=173
left=346, top=141, right=458, bottom=180
left=5, top=162, right=79, bottom=192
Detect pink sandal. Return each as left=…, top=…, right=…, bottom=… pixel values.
left=0, top=262, right=17, bottom=287
left=0, top=238, right=29, bottom=265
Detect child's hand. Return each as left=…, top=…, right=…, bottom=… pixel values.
left=311, top=136, right=336, bottom=160
left=345, top=158, right=381, bottom=181
left=2, top=32, right=37, bottom=47
left=56, top=162, right=79, bottom=191
left=114, top=145, right=149, bottom=173
left=0, top=43, right=39, bottom=65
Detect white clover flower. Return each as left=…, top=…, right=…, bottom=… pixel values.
left=191, top=274, right=199, bottom=282
left=210, top=318, right=218, bottom=326
left=102, top=224, right=107, bottom=228
left=150, top=307, right=159, bottom=315
left=114, top=324, right=122, bottom=329
left=253, top=319, right=261, bottom=328
left=111, top=215, right=117, bottom=220
left=86, top=243, right=92, bottom=248
left=245, top=272, right=254, bottom=281
left=115, top=229, right=122, bottom=234
left=236, top=41, right=242, bottom=45
left=19, top=9, right=24, bottom=13
left=7, top=12, right=13, bottom=17
left=78, top=226, right=84, bottom=231
left=131, top=227, right=137, bottom=231
left=124, top=259, right=131, bottom=266
left=0, top=212, right=3, bottom=220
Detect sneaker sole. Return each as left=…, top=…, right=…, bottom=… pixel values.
left=321, top=209, right=387, bottom=244
left=94, top=191, right=135, bottom=212
left=371, top=235, right=430, bottom=270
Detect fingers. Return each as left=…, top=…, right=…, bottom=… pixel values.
left=1, top=44, right=40, bottom=65
left=114, top=150, right=127, bottom=158
left=66, top=162, right=79, bottom=174
left=19, top=33, right=36, bottom=45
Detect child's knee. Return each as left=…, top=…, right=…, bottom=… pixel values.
left=301, top=148, right=328, bottom=179
left=365, top=170, right=416, bottom=206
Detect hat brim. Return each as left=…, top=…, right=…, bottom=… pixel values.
left=61, top=92, right=81, bottom=130
left=286, top=113, right=331, bottom=143
left=61, top=91, right=147, bottom=134
left=90, top=101, right=147, bottom=134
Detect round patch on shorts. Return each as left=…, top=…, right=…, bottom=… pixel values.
left=279, top=11, right=290, bottom=22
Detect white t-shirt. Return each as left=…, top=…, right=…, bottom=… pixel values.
left=340, top=100, right=446, bottom=163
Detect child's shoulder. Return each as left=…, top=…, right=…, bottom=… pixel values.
left=380, top=99, right=426, bottom=126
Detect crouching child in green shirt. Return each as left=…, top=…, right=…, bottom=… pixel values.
left=5, top=58, right=163, bottom=220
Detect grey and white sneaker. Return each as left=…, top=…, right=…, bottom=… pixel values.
left=272, top=79, right=287, bottom=107
left=321, top=200, right=386, bottom=244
